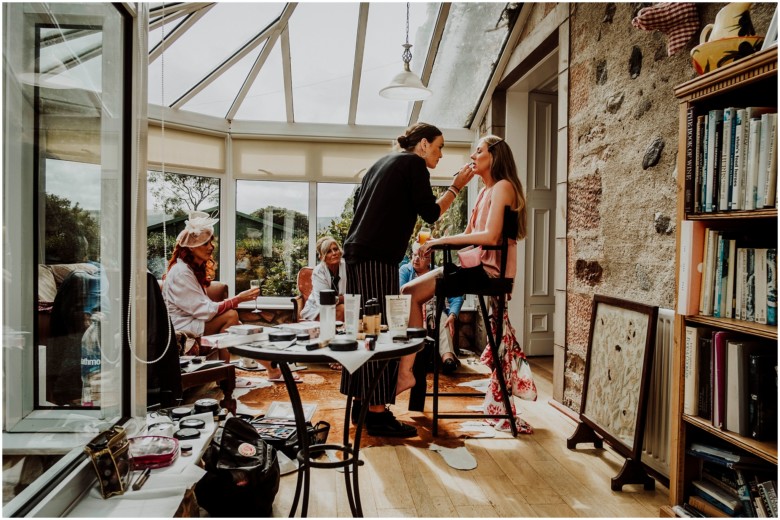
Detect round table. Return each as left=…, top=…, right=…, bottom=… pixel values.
left=229, top=335, right=424, bottom=518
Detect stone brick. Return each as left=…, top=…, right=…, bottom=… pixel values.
left=568, top=172, right=602, bottom=231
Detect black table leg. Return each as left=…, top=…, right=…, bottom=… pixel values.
left=279, top=362, right=311, bottom=517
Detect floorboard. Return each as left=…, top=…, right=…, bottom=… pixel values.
left=274, top=355, right=669, bottom=517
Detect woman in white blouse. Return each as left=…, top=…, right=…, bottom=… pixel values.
left=301, top=236, right=346, bottom=322
left=163, top=211, right=297, bottom=383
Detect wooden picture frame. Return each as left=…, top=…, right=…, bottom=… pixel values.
left=568, top=294, right=658, bottom=491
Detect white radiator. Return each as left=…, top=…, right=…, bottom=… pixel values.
left=641, top=307, right=674, bottom=479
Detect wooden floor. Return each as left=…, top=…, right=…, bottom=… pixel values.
left=271, top=356, right=669, bottom=517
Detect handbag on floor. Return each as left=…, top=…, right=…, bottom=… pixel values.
left=195, top=417, right=280, bottom=517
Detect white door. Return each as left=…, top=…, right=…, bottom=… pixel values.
left=523, top=92, right=557, bottom=356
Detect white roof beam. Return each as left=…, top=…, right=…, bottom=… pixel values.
left=227, top=26, right=285, bottom=121
left=149, top=3, right=213, bottom=31
left=149, top=4, right=214, bottom=64
left=410, top=2, right=449, bottom=125
left=348, top=3, right=369, bottom=126
left=280, top=24, right=294, bottom=123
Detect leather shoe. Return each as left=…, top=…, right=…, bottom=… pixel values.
left=366, top=410, right=417, bottom=438
left=442, top=357, right=460, bottom=374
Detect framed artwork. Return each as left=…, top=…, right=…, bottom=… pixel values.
left=581, top=295, right=658, bottom=459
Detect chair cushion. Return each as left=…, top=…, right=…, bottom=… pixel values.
left=38, top=265, right=58, bottom=303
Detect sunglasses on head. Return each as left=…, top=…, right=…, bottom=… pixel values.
left=487, top=138, right=503, bottom=150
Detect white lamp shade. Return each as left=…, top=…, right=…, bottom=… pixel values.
left=379, top=69, right=432, bottom=101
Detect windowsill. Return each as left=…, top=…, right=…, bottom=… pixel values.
left=2, top=431, right=96, bottom=456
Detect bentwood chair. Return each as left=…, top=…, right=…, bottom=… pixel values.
left=413, top=206, right=519, bottom=437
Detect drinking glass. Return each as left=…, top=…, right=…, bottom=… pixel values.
left=250, top=279, right=261, bottom=313
left=418, top=227, right=432, bottom=244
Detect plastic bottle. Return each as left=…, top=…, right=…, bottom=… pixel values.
left=319, top=289, right=337, bottom=342
left=81, top=312, right=103, bottom=407
left=363, top=298, right=380, bottom=335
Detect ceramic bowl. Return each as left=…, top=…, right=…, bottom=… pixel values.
left=690, top=36, right=764, bottom=75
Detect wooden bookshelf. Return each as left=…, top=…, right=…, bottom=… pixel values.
left=669, top=46, right=778, bottom=515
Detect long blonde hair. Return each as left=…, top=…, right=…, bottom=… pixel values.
left=483, top=135, right=526, bottom=240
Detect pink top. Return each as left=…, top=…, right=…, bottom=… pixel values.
left=468, top=187, right=517, bottom=279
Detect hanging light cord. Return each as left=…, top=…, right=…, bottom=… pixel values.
left=402, top=2, right=412, bottom=66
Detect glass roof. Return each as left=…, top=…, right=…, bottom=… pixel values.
left=147, top=2, right=519, bottom=131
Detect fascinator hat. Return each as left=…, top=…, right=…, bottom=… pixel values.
left=176, top=211, right=219, bottom=248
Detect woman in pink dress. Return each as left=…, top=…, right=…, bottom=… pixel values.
left=402, top=135, right=537, bottom=433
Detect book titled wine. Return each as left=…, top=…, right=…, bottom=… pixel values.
left=685, top=106, right=696, bottom=213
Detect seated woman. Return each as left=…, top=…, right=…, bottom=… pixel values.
left=401, top=135, right=535, bottom=433
left=163, top=211, right=299, bottom=384
left=301, top=236, right=346, bottom=322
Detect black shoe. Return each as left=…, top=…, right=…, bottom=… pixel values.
left=365, top=410, right=417, bottom=438
left=351, top=401, right=361, bottom=425
left=442, top=357, right=460, bottom=375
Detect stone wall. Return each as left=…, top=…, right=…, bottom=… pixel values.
left=563, top=2, right=776, bottom=411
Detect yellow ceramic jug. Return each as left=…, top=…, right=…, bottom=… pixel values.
left=700, top=2, right=756, bottom=44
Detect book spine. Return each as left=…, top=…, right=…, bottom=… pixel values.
left=749, top=352, right=779, bottom=441
left=701, top=229, right=718, bottom=316
left=754, top=248, right=768, bottom=324
left=746, top=118, right=762, bottom=210
left=767, top=248, right=777, bottom=326
left=713, top=233, right=725, bottom=317
left=739, top=248, right=748, bottom=321
left=763, top=113, right=778, bottom=208
left=712, top=112, right=724, bottom=211
left=712, top=332, right=727, bottom=429
left=746, top=248, right=756, bottom=322
left=706, top=111, right=721, bottom=212
left=724, top=239, right=736, bottom=319
left=688, top=495, right=731, bottom=517
left=697, top=334, right=713, bottom=421
left=684, top=325, right=700, bottom=416
left=720, top=107, right=735, bottom=211
left=757, top=114, right=771, bottom=208
left=732, top=109, right=746, bottom=210
left=758, top=481, right=778, bottom=517
left=734, top=469, right=758, bottom=517
left=678, top=220, right=705, bottom=316
left=685, top=106, right=696, bottom=213
left=696, top=115, right=707, bottom=213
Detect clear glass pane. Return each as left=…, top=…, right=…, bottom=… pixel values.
left=420, top=2, right=512, bottom=128
left=146, top=171, right=221, bottom=280
left=4, top=2, right=125, bottom=426
left=233, top=39, right=286, bottom=122
left=317, top=182, right=359, bottom=246
left=148, top=3, right=284, bottom=107
left=356, top=2, right=438, bottom=126
left=235, top=181, right=309, bottom=296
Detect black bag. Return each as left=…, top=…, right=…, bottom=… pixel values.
left=195, top=417, right=280, bottom=517
left=272, top=420, right=330, bottom=459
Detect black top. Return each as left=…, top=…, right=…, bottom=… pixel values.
left=343, top=152, right=441, bottom=264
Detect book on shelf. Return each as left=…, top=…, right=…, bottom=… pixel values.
left=713, top=233, right=726, bottom=318
left=725, top=339, right=762, bottom=436
left=689, top=442, right=767, bottom=466
left=712, top=331, right=734, bottom=429
left=763, top=113, right=777, bottom=208
left=701, top=460, right=741, bottom=498
left=695, top=114, right=707, bottom=213
left=749, top=477, right=769, bottom=517
left=757, top=480, right=778, bottom=517
left=724, top=239, right=736, bottom=319
left=697, top=332, right=713, bottom=421
left=720, top=107, right=737, bottom=211
left=746, top=118, right=762, bottom=210
left=735, top=248, right=746, bottom=323
left=685, top=106, right=696, bottom=213
left=701, top=229, right=719, bottom=316
left=732, top=108, right=746, bottom=210
left=754, top=248, right=768, bottom=324
left=749, top=351, right=778, bottom=441
left=678, top=220, right=706, bottom=316
left=746, top=248, right=756, bottom=322
left=701, top=113, right=710, bottom=212
left=684, top=325, right=708, bottom=416
left=767, top=248, right=777, bottom=326
left=692, top=479, right=742, bottom=516
left=756, top=114, right=772, bottom=209
left=675, top=503, right=703, bottom=517
left=706, top=110, right=724, bottom=213
left=734, top=469, right=758, bottom=517
left=687, top=494, right=730, bottom=517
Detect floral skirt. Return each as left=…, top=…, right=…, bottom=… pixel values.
left=479, top=302, right=537, bottom=434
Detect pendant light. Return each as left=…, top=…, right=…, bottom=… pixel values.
left=379, top=2, right=432, bottom=101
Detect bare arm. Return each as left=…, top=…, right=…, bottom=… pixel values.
left=425, top=180, right=515, bottom=249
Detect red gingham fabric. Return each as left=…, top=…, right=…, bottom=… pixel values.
left=632, top=2, right=700, bottom=56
